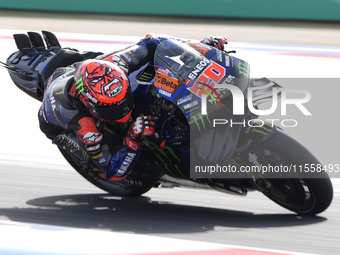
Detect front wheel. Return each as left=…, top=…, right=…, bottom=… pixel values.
left=246, top=131, right=333, bottom=215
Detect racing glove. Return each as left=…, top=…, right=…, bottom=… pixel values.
left=76, top=117, right=103, bottom=156
left=201, top=35, right=228, bottom=50
left=124, top=116, right=157, bottom=151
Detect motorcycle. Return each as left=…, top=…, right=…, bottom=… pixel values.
left=1, top=31, right=333, bottom=215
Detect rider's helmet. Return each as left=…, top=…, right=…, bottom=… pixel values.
left=74, top=59, right=133, bottom=124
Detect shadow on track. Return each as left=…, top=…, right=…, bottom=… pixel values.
left=0, top=193, right=327, bottom=233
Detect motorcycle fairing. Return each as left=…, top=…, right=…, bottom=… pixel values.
left=153, top=39, right=250, bottom=120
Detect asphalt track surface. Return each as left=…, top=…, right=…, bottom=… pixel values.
left=0, top=11, right=340, bottom=255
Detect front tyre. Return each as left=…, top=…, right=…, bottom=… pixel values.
left=249, top=131, right=333, bottom=215
left=58, top=147, right=153, bottom=197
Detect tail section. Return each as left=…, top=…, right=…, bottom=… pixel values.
left=3, top=31, right=101, bottom=101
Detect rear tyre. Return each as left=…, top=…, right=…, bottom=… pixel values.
left=58, top=148, right=153, bottom=197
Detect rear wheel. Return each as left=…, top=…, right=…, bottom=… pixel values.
left=247, top=131, right=333, bottom=215
left=58, top=148, right=153, bottom=196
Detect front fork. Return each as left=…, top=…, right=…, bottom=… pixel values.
left=234, top=76, right=282, bottom=168
left=232, top=119, right=278, bottom=190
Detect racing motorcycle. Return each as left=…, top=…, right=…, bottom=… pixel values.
left=1, top=31, right=333, bottom=215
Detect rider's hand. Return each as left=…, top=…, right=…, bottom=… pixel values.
left=201, top=35, right=228, bottom=50
left=124, top=116, right=157, bottom=151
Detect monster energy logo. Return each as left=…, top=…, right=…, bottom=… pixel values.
left=75, top=77, right=84, bottom=94
left=251, top=123, right=274, bottom=135
left=138, top=72, right=154, bottom=82
left=144, top=138, right=185, bottom=178
left=191, top=113, right=212, bottom=132
left=237, top=61, right=249, bottom=77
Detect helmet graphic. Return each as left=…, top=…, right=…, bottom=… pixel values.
left=74, top=60, right=133, bottom=123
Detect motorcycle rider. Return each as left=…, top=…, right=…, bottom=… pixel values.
left=38, top=34, right=228, bottom=181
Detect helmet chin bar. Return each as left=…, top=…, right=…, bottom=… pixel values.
left=114, top=109, right=132, bottom=124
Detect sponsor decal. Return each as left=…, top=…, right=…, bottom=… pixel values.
left=225, top=74, right=235, bottom=84
left=190, top=113, right=212, bottom=132
left=188, top=61, right=226, bottom=99
left=154, top=72, right=180, bottom=93
left=144, top=138, right=185, bottom=178
left=83, top=132, right=103, bottom=144
left=225, top=55, right=230, bottom=67
left=188, top=58, right=211, bottom=81
left=183, top=100, right=199, bottom=111
left=158, top=89, right=172, bottom=98
left=117, top=152, right=137, bottom=176
left=49, top=91, right=56, bottom=111
left=216, top=50, right=223, bottom=62
left=85, top=92, right=98, bottom=103
left=138, top=72, right=154, bottom=82
left=126, top=139, right=139, bottom=151
left=98, top=157, right=106, bottom=164
left=237, top=61, right=250, bottom=77
left=104, top=78, right=124, bottom=98
left=122, top=53, right=132, bottom=63
left=187, top=42, right=211, bottom=55
left=177, top=94, right=192, bottom=105
left=132, top=117, right=143, bottom=134
left=56, top=134, right=80, bottom=151
left=75, top=77, right=84, bottom=95
left=184, top=78, right=192, bottom=86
